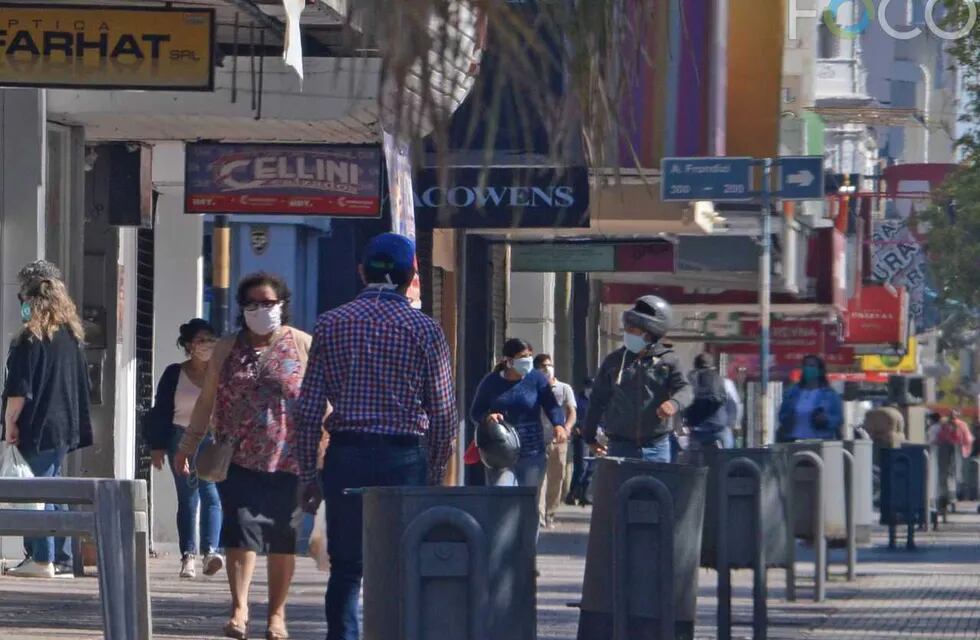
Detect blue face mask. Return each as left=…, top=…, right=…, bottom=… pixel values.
left=510, top=357, right=534, bottom=377
left=802, top=365, right=820, bottom=383
left=624, top=333, right=650, bottom=354
left=20, top=302, right=31, bottom=323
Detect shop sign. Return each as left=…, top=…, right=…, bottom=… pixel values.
left=414, top=166, right=589, bottom=229
left=844, top=284, right=908, bottom=345
left=185, top=144, right=382, bottom=217
left=382, top=131, right=421, bottom=309
left=512, top=244, right=614, bottom=272
left=0, top=5, right=214, bottom=90
left=860, top=338, right=918, bottom=373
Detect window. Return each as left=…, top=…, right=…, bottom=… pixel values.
left=818, top=21, right=840, bottom=59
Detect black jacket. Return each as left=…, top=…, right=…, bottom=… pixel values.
left=145, top=363, right=182, bottom=451
left=583, top=343, right=693, bottom=446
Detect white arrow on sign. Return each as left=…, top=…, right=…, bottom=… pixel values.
left=787, top=169, right=815, bottom=188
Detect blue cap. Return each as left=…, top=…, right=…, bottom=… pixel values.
left=363, top=233, right=416, bottom=277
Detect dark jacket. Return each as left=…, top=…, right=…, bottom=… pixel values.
left=145, top=363, right=182, bottom=451
left=583, top=343, right=693, bottom=446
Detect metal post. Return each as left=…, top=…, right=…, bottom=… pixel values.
left=792, top=451, right=825, bottom=602
left=921, top=448, right=931, bottom=532
left=906, top=453, right=917, bottom=549
left=759, top=158, right=774, bottom=443
left=842, top=449, right=857, bottom=581
left=717, top=457, right=766, bottom=640
left=613, top=476, right=674, bottom=640
left=211, top=215, right=231, bottom=336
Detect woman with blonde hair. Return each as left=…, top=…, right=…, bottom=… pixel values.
left=2, top=264, right=92, bottom=578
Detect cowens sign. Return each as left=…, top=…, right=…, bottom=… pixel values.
left=185, top=143, right=382, bottom=217
left=0, top=5, right=214, bottom=90
left=414, top=166, right=589, bottom=229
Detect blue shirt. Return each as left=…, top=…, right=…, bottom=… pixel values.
left=470, top=369, right=565, bottom=458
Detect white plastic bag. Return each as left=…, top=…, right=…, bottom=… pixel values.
left=308, top=500, right=330, bottom=573
left=0, top=443, right=43, bottom=510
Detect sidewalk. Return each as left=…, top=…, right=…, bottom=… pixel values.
left=2, top=504, right=980, bottom=639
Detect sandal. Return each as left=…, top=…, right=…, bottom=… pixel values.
left=223, top=619, right=249, bottom=640
left=265, top=626, right=289, bottom=640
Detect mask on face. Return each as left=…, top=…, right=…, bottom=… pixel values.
left=511, top=356, right=534, bottom=377
left=802, top=365, right=820, bottom=384
left=244, top=304, right=282, bottom=336
left=623, top=333, right=650, bottom=354
left=192, top=344, right=215, bottom=363
left=20, top=302, right=31, bottom=323
left=545, top=365, right=555, bottom=379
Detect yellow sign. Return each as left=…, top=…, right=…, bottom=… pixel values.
left=0, top=5, right=214, bottom=90
left=861, top=338, right=918, bottom=373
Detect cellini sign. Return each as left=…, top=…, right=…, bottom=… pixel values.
left=788, top=0, right=977, bottom=41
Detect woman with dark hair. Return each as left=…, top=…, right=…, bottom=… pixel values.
left=470, top=338, right=567, bottom=487
left=174, top=273, right=312, bottom=640
left=147, top=318, right=223, bottom=579
left=2, top=270, right=91, bottom=579
left=777, top=354, right=843, bottom=442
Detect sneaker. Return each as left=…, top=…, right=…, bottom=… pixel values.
left=6, top=559, right=56, bottom=578
left=54, top=563, right=75, bottom=578
left=180, top=554, right=196, bottom=579
left=203, top=552, right=225, bottom=577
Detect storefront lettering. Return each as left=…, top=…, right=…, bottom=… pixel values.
left=216, top=156, right=362, bottom=193
left=0, top=30, right=172, bottom=59
left=415, top=185, right=576, bottom=209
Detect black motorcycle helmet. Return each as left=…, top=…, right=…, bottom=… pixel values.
left=476, top=416, right=521, bottom=470
left=622, top=295, right=672, bottom=341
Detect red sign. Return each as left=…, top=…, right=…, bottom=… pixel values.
left=844, top=284, right=908, bottom=345
left=186, top=193, right=379, bottom=215
left=721, top=318, right=856, bottom=368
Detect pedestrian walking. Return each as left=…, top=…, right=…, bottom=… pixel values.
left=582, top=295, right=691, bottom=462
left=928, top=411, right=974, bottom=512
left=295, top=233, right=458, bottom=640
left=146, top=318, right=223, bottom=580
left=471, top=338, right=567, bottom=487
left=776, top=355, right=843, bottom=442
left=533, top=354, right=577, bottom=529
left=685, top=353, right=737, bottom=454
left=2, top=261, right=92, bottom=578
left=174, top=273, right=313, bottom=640
left=565, top=378, right=595, bottom=506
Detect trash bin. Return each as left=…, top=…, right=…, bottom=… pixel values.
left=577, top=458, right=708, bottom=640
left=844, top=439, right=873, bottom=545
left=362, top=486, right=537, bottom=640
left=700, top=447, right=790, bottom=569
left=964, top=457, right=980, bottom=501
left=880, top=446, right=927, bottom=527
left=778, top=440, right=847, bottom=540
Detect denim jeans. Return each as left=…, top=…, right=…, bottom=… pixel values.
left=23, top=448, right=71, bottom=565
left=568, top=436, right=595, bottom=502
left=606, top=437, right=671, bottom=463
left=690, top=427, right=735, bottom=450
left=320, top=439, right=428, bottom=640
left=485, top=452, right=547, bottom=488
left=168, top=429, right=222, bottom=556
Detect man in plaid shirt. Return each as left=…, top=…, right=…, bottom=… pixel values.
left=296, top=232, right=457, bottom=640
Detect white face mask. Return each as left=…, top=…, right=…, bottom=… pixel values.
left=545, top=365, right=555, bottom=380
left=244, top=304, right=282, bottom=336
left=511, top=356, right=534, bottom=377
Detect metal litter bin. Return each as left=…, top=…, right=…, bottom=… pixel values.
left=844, top=439, right=873, bottom=545
left=578, top=458, right=708, bottom=640
left=881, top=446, right=927, bottom=547
left=362, top=486, right=537, bottom=640
left=778, top=441, right=847, bottom=540
left=700, top=447, right=790, bottom=569
left=964, top=457, right=980, bottom=501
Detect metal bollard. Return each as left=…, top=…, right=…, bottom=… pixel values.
left=717, top=457, right=766, bottom=640
left=789, top=451, right=826, bottom=602
left=613, top=475, right=674, bottom=640
left=842, top=449, right=857, bottom=581
left=400, top=506, right=490, bottom=640
left=921, top=448, right=932, bottom=532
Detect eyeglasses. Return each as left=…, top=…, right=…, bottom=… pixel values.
left=242, top=300, right=280, bottom=312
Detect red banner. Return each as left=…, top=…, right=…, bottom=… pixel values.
left=844, top=284, right=908, bottom=345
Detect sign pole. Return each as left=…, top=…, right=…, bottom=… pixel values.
left=211, top=215, right=231, bottom=336
left=760, top=157, right=773, bottom=444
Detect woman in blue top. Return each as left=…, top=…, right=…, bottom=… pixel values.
left=471, top=338, right=568, bottom=487
left=777, top=355, right=844, bottom=442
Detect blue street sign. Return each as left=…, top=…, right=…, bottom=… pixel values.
left=661, top=157, right=754, bottom=202
left=777, top=156, right=824, bottom=200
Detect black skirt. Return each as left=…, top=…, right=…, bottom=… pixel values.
left=217, top=463, right=300, bottom=554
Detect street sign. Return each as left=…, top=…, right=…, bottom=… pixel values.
left=661, top=157, right=753, bottom=202
left=777, top=156, right=824, bottom=200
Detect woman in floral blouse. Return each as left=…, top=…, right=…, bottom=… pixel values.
left=175, top=273, right=316, bottom=640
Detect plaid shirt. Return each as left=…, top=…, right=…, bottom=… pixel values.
left=295, top=289, right=458, bottom=484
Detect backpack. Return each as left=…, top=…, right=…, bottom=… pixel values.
left=685, top=369, right=727, bottom=427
